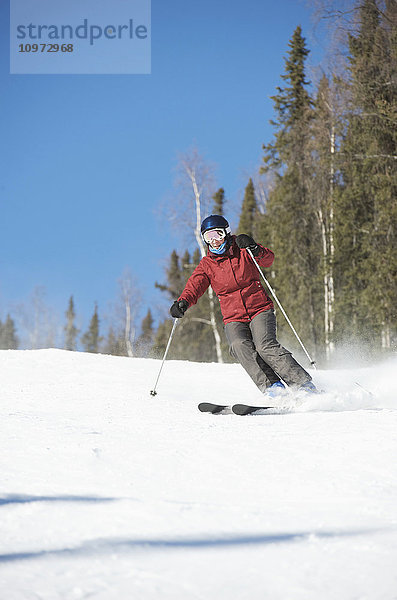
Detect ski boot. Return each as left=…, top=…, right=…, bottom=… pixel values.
left=298, top=381, right=319, bottom=394
left=265, top=381, right=286, bottom=398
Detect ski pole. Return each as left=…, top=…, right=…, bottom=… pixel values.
left=150, top=318, right=179, bottom=396
left=247, top=248, right=316, bottom=369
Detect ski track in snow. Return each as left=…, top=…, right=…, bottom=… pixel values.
left=1, top=349, right=397, bottom=600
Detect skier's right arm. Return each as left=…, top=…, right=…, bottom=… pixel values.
left=169, top=262, right=211, bottom=318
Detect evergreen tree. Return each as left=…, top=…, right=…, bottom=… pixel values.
left=261, top=26, right=322, bottom=358
left=212, top=187, right=225, bottom=215
left=180, top=250, right=192, bottom=282
left=81, top=304, right=102, bottom=353
left=64, top=295, right=79, bottom=351
left=102, top=327, right=125, bottom=356
left=237, top=178, right=257, bottom=236
left=155, top=250, right=186, bottom=298
left=0, top=314, right=19, bottom=349
left=141, top=309, right=154, bottom=340
left=262, top=25, right=312, bottom=172
left=192, top=248, right=201, bottom=265
left=334, top=0, right=397, bottom=350
left=135, top=309, right=155, bottom=357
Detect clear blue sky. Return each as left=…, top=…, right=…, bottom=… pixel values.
left=0, top=0, right=330, bottom=344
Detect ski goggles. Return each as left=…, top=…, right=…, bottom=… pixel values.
left=203, top=228, right=226, bottom=244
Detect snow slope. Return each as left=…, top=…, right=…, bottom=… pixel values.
left=1, top=349, right=397, bottom=600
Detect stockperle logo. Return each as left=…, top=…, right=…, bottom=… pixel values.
left=10, top=0, right=151, bottom=75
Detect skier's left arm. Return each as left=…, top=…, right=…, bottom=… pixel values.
left=235, top=234, right=274, bottom=268
left=178, top=262, right=211, bottom=308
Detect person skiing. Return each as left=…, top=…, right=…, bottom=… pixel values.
left=170, top=215, right=317, bottom=397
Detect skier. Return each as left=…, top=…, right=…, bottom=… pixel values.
left=170, top=215, right=317, bottom=397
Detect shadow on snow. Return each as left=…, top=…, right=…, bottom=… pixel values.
left=0, top=528, right=384, bottom=563
left=0, top=494, right=117, bottom=506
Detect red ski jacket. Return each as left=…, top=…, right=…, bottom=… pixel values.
left=179, top=236, right=274, bottom=324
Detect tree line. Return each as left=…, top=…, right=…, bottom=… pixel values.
left=1, top=0, right=395, bottom=364
left=0, top=293, right=156, bottom=356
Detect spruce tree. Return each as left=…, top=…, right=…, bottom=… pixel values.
left=81, top=304, right=102, bottom=353
left=155, top=250, right=186, bottom=298
left=262, top=25, right=312, bottom=172
left=102, top=327, right=125, bottom=356
left=261, top=26, right=322, bottom=358
left=212, top=188, right=225, bottom=215
left=64, top=296, right=79, bottom=351
left=135, top=309, right=155, bottom=357
left=0, top=315, right=19, bottom=349
left=334, top=0, right=397, bottom=351
left=237, top=178, right=257, bottom=236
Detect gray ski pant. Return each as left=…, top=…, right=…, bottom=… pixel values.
left=224, top=309, right=311, bottom=392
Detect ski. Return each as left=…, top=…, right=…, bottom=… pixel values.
left=198, top=402, right=231, bottom=414
left=198, top=402, right=274, bottom=415
left=232, top=403, right=274, bottom=415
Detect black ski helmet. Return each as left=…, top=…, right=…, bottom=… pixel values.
left=200, top=215, right=231, bottom=237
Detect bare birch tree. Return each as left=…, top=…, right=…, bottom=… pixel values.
left=16, top=286, right=58, bottom=349
left=105, top=268, right=141, bottom=356
left=170, top=147, right=224, bottom=363
left=308, top=75, right=339, bottom=361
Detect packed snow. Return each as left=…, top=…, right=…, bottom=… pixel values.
left=1, top=348, right=397, bottom=600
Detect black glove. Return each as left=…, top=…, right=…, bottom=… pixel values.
left=170, top=299, right=189, bottom=318
left=235, top=234, right=261, bottom=257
